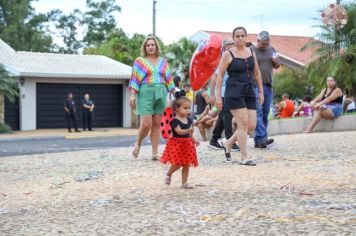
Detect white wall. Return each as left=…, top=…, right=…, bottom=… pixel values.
left=20, top=77, right=131, bottom=131
left=19, top=79, right=36, bottom=131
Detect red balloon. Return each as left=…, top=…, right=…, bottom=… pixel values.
left=189, top=34, right=222, bottom=91
left=160, top=107, right=174, bottom=139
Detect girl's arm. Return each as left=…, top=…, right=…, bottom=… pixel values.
left=173, top=125, right=194, bottom=136
left=192, top=137, right=200, bottom=146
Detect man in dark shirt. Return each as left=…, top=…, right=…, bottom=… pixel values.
left=251, top=31, right=280, bottom=148
left=82, top=93, right=95, bottom=131
left=64, top=93, right=80, bottom=133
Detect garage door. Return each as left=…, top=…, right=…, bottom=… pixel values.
left=36, top=83, right=123, bottom=128
left=4, top=97, right=20, bottom=131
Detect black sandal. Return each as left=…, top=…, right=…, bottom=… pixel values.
left=220, top=139, right=231, bottom=161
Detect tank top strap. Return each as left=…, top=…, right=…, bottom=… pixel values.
left=228, top=50, right=235, bottom=59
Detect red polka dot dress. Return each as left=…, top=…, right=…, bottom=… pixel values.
left=160, top=117, right=198, bottom=167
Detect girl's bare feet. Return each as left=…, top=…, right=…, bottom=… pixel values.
left=164, top=175, right=171, bottom=185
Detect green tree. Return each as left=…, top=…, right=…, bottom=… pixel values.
left=82, top=0, right=121, bottom=47
left=274, top=68, right=310, bottom=100
left=0, top=0, right=53, bottom=52
left=0, top=66, right=18, bottom=128
left=83, top=30, right=146, bottom=66
left=304, top=2, right=356, bottom=96
left=49, top=0, right=121, bottom=53
left=166, top=37, right=198, bottom=82
left=84, top=32, right=168, bottom=66
left=0, top=65, right=18, bottom=102
left=48, top=9, right=82, bottom=54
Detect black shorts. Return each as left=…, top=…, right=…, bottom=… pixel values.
left=224, top=82, right=256, bottom=110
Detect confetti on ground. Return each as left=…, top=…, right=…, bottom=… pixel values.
left=0, top=131, right=355, bottom=235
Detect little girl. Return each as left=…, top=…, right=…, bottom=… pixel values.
left=160, top=95, right=199, bottom=189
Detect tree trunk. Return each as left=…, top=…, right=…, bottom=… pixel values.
left=0, top=92, right=4, bottom=124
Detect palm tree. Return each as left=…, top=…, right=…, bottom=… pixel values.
left=0, top=65, right=18, bottom=124
left=303, top=2, right=356, bottom=96
left=0, top=65, right=18, bottom=101
left=166, top=37, right=198, bottom=83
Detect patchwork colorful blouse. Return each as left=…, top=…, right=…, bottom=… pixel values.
left=129, top=57, right=175, bottom=93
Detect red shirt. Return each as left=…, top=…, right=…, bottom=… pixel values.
left=280, top=100, right=294, bottom=118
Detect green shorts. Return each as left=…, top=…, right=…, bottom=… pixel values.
left=137, top=83, right=167, bottom=115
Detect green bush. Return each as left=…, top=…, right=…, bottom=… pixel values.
left=274, top=68, right=311, bottom=100
left=0, top=123, right=12, bottom=134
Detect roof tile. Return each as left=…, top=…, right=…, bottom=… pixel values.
left=205, top=30, right=318, bottom=65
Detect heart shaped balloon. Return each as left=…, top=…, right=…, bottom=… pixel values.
left=189, top=34, right=222, bottom=91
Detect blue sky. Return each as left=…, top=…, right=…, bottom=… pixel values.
left=33, top=0, right=352, bottom=44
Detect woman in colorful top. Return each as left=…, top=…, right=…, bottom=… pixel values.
left=129, top=36, right=175, bottom=160
left=304, top=76, right=343, bottom=133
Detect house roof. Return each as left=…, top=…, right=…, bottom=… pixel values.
left=0, top=39, right=132, bottom=79
left=200, top=30, right=318, bottom=66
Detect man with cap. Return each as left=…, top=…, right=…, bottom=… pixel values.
left=208, top=38, right=239, bottom=152
left=251, top=31, right=280, bottom=148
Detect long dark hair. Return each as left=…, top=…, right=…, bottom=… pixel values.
left=323, top=76, right=338, bottom=96
left=232, top=26, right=247, bottom=38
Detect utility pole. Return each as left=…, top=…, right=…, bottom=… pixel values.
left=153, top=0, right=157, bottom=36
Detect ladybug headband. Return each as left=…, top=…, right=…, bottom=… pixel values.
left=174, top=90, right=186, bottom=99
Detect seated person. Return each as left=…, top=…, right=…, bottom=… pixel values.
left=275, top=93, right=295, bottom=118
left=343, top=94, right=355, bottom=113
left=304, top=76, right=343, bottom=133
left=194, top=83, right=209, bottom=118
left=297, top=95, right=312, bottom=116
left=195, top=105, right=219, bottom=141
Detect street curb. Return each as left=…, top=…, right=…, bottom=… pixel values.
left=64, top=134, right=131, bottom=139
left=0, top=136, right=64, bottom=143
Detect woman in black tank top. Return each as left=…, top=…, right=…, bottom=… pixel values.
left=215, top=26, right=264, bottom=165
left=305, top=76, right=343, bottom=133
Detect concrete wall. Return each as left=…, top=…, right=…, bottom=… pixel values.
left=267, top=114, right=356, bottom=136
left=19, top=77, right=131, bottom=131
left=193, top=114, right=356, bottom=141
